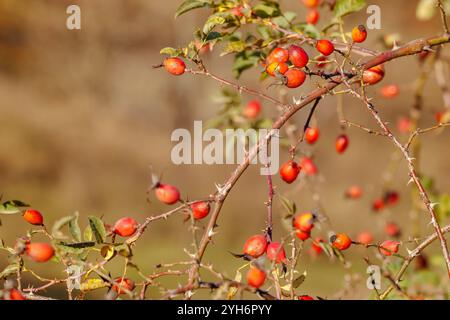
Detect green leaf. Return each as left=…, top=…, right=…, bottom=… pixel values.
left=0, top=200, right=29, bottom=215
left=293, top=271, right=307, bottom=288
left=69, top=212, right=82, bottom=242
left=175, top=0, right=210, bottom=18
left=83, top=225, right=93, bottom=242
left=334, top=0, right=366, bottom=18
left=56, top=243, right=86, bottom=255
left=52, top=215, right=77, bottom=239
left=205, top=31, right=223, bottom=42
left=0, top=262, right=20, bottom=278
left=58, top=241, right=96, bottom=249
left=88, top=216, right=107, bottom=244
left=203, top=14, right=227, bottom=34
left=160, top=47, right=181, bottom=57
left=253, top=3, right=281, bottom=18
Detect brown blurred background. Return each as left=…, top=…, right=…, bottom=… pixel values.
left=0, top=0, right=449, bottom=299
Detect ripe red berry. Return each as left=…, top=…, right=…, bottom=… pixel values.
left=384, top=191, right=400, bottom=206
left=191, top=201, right=211, bottom=220
left=266, top=62, right=289, bottom=76
left=25, top=243, right=55, bottom=263
left=155, top=184, right=180, bottom=205
left=335, top=134, right=349, bottom=154
left=302, top=0, right=320, bottom=8
left=311, top=237, right=324, bottom=254
left=357, top=231, right=373, bottom=245
left=163, top=57, right=186, bottom=76
left=246, top=266, right=266, bottom=288
left=316, top=40, right=334, bottom=56
left=243, top=235, right=268, bottom=258
left=363, top=64, right=385, bottom=85
left=8, top=289, right=26, bottom=300
left=112, top=277, right=135, bottom=294
left=305, top=127, right=320, bottom=144
left=288, top=45, right=309, bottom=68
left=380, top=84, right=399, bottom=99
left=293, top=212, right=315, bottom=233
left=295, top=230, right=311, bottom=241
left=283, top=68, right=306, bottom=88
left=266, top=242, right=287, bottom=263
left=306, top=9, right=320, bottom=25
left=330, top=233, right=352, bottom=251
left=298, top=295, right=314, bottom=300
left=22, top=209, right=44, bottom=226
left=243, top=100, right=262, bottom=119
left=315, top=56, right=328, bottom=68
left=372, top=198, right=385, bottom=212
left=230, top=6, right=244, bottom=17
left=379, top=240, right=400, bottom=256
left=397, top=117, right=412, bottom=134
left=267, top=47, right=289, bottom=64
left=299, top=157, right=318, bottom=176
left=113, top=217, right=138, bottom=237
left=345, top=185, right=363, bottom=199
left=279, top=160, right=301, bottom=184
left=385, top=222, right=401, bottom=237
left=352, top=25, right=367, bottom=43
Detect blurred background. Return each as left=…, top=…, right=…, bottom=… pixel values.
left=0, top=0, right=449, bottom=299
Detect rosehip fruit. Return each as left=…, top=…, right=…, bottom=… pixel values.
left=284, top=68, right=306, bottom=88
left=316, top=40, right=334, bottom=56
left=357, top=231, right=373, bottom=245
left=305, top=127, right=320, bottom=144
left=372, top=198, right=385, bottom=212
left=267, top=47, right=289, bottom=64
left=335, top=134, right=349, bottom=154
left=230, top=6, right=244, bottom=17
left=266, top=62, right=289, bottom=77
left=363, top=64, right=385, bottom=85
left=112, top=277, right=135, bottom=294
left=380, top=84, right=399, bottom=99
left=295, top=230, right=311, bottom=241
left=299, top=157, right=318, bottom=176
left=293, top=212, right=315, bottom=232
left=330, top=233, right=352, bottom=251
left=397, top=117, right=412, bottom=134
left=25, top=243, right=55, bottom=263
left=113, top=217, right=138, bottom=237
left=243, top=235, right=268, bottom=258
left=384, top=191, right=400, bottom=206
left=352, top=25, right=367, bottom=43
left=345, top=185, right=363, bottom=199
left=163, top=57, right=186, bottom=76
left=306, top=9, right=320, bottom=25
left=246, top=266, right=266, bottom=288
left=288, top=45, right=309, bottom=68
left=279, top=160, right=301, bottom=184
left=385, top=222, right=401, bottom=237
left=302, top=0, right=320, bottom=8
left=266, top=242, right=287, bottom=263
left=8, top=289, right=26, bottom=300
left=243, top=100, right=262, bottom=119
left=23, top=209, right=44, bottom=226
left=311, top=237, right=324, bottom=254
left=379, top=240, right=400, bottom=256
left=435, top=111, right=444, bottom=123
left=155, top=184, right=180, bottom=205
left=191, top=201, right=211, bottom=220
left=298, top=295, right=314, bottom=300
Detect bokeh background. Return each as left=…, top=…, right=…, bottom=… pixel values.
left=0, top=0, right=449, bottom=299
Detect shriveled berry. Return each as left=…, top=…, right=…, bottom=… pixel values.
left=243, top=235, right=268, bottom=258
left=163, top=57, right=186, bottom=76
left=191, top=201, right=211, bottom=220
left=23, top=209, right=44, bottom=226
left=279, top=160, right=300, bottom=184
left=113, top=217, right=138, bottom=237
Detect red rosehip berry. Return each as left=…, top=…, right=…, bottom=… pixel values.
left=113, top=217, right=138, bottom=237
left=288, top=45, right=309, bottom=68
left=283, top=68, right=306, bottom=88
left=330, top=233, right=352, bottom=251
left=266, top=62, right=289, bottom=76
left=299, top=157, right=318, bottom=176
left=163, top=57, right=186, bottom=76
left=379, top=240, right=400, bottom=256
left=363, top=64, right=385, bottom=85
left=22, top=209, right=44, bottom=226
left=25, top=243, right=55, bottom=263
left=335, top=134, right=349, bottom=154
left=311, top=237, right=324, bottom=254
left=246, top=266, right=266, bottom=288
left=352, top=25, right=367, bottom=43
left=380, top=84, right=399, bottom=99
left=295, top=230, right=311, bottom=241
left=305, top=127, right=320, bottom=144
left=243, top=235, right=268, bottom=258
left=267, top=47, right=289, bottom=64
left=384, top=191, right=400, bottom=206
left=298, top=295, right=314, bottom=300
left=243, top=100, right=262, bottom=119
left=8, top=289, right=26, bottom=300
left=293, top=212, right=315, bottom=233
left=191, top=201, right=211, bottom=220
left=385, top=222, right=401, bottom=237
left=230, top=6, right=244, bottom=17
left=112, top=277, right=135, bottom=295
left=357, top=231, right=373, bottom=245
left=279, top=160, right=301, bottom=184
left=372, top=198, right=385, bottom=212
left=266, top=242, right=287, bottom=263
left=155, top=184, right=180, bottom=205
left=302, top=0, right=320, bottom=8
left=345, top=185, right=363, bottom=199
left=306, top=9, right=320, bottom=25
left=397, top=117, right=412, bottom=134
left=316, top=40, right=334, bottom=56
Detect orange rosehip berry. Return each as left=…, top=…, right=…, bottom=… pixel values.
left=23, top=209, right=44, bottom=226
left=330, top=233, right=352, bottom=251
left=352, top=25, right=367, bottom=43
